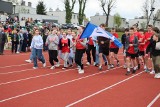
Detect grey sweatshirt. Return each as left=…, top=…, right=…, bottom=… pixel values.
left=46, top=34, right=59, bottom=50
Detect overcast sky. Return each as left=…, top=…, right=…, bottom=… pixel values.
left=25, top=0, right=160, bottom=20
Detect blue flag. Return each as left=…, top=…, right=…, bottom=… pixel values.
left=80, top=22, right=123, bottom=48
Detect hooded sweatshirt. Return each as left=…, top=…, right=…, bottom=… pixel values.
left=46, top=34, right=59, bottom=50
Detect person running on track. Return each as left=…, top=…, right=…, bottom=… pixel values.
left=30, top=28, right=46, bottom=69
left=125, top=27, right=139, bottom=75
left=45, top=29, right=59, bottom=69
left=110, top=28, right=120, bottom=68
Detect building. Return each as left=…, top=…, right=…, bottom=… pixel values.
left=14, top=2, right=36, bottom=14
left=47, top=8, right=79, bottom=25
left=90, top=13, right=128, bottom=28
left=0, top=0, right=13, bottom=14
left=13, top=13, right=58, bottom=23
left=129, top=9, right=160, bottom=29
left=129, top=18, right=160, bottom=29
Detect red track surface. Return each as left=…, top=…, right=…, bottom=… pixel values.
left=0, top=50, right=159, bottom=107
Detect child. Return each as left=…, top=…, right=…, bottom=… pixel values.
left=125, top=27, right=139, bottom=75
left=30, top=29, right=46, bottom=69
left=59, top=32, right=71, bottom=69
left=110, top=28, right=120, bottom=68
left=46, top=30, right=59, bottom=69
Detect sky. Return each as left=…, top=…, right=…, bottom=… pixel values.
left=25, top=0, right=160, bottom=20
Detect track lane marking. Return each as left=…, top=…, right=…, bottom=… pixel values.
left=66, top=71, right=144, bottom=107
left=0, top=66, right=122, bottom=103
left=147, top=93, right=160, bottom=107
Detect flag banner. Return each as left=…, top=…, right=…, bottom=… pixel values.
left=80, top=22, right=123, bottom=48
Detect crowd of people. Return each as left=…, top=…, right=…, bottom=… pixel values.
left=0, top=21, right=160, bottom=79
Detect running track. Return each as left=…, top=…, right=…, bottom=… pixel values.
left=0, top=50, right=159, bottom=107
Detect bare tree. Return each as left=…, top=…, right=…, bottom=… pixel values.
left=153, top=9, right=160, bottom=26
left=142, top=0, right=156, bottom=27
left=64, top=0, right=76, bottom=23
left=99, top=0, right=116, bottom=27
left=78, top=0, right=88, bottom=25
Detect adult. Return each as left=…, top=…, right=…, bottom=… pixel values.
left=0, top=24, right=7, bottom=55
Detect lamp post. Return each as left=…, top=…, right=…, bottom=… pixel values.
left=147, top=7, right=155, bottom=26
left=12, top=3, right=16, bottom=15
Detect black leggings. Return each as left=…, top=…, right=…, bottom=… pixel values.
left=75, top=49, right=85, bottom=69
left=48, top=50, right=59, bottom=66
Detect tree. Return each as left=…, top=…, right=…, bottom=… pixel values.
left=114, top=13, right=121, bottom=28
left=99, top=0, right=116, bottom=26
left=153, top=9, right=160, bottom=26
left=64, top=0, right=76, bottom=23
left=36, top=0, right=47, bottom=15
left=142, top=0, right=156, bottom=27
left=78, top=0, right=88, bottom=25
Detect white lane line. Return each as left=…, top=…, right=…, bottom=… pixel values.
left=0, top=68, right=34, bottom=75
left=66, top=71, right=144, bottom=107
left=0, top=55, right=86, bottom=69
left=0, top=64, right=63, bottom=75
left=0, top=64, right=104, bottom=85
left=0, top=58, right=123, bottom=74
left=0, top=52, right=48, bottom=57
left=147, top=93, right=160, bottom=107
left=0, top=60, right=49, bottom=69
left=0, top=66, right=122, bottom=103
left=0, top=63, right=31, bottom=69
left=0, top=66, right=85, bottom=86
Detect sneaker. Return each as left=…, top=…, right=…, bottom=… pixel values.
left=43, top=63, right=46, bottom=68
left=16, top=51, right=20, bottom=54
left=76, top=66, right=80, bottom=70
left=33, top=67, right=38, bottom=69
left=132, top=69, right=136, bottom=74
left=55, top=63, right=60, bottom=67
left=93, top=62, right=96, bottom=66
left=144, top=65, right=147, bottom=70
left=117, top=61, right=120, bottom=66
left=95, top=64, right=99, bottom=67
left=62, top=67, right=67, bottom=70
left=50, top=66, right=55, bottom=70
left=111, top=64, right=114, bottom=68
left=154, top=73, right=160, bottom=79
left=86, top=62, right=90, bottom=65
left=25, top=59, right=32, bottom=63
left=125, top=71, right=131, bottom=75
left=78, top=69, right=84, bottom=74
left=108, top=64, right=111, bottom=70
left=98, top=66, right=102, bottom=70
left=123, top=64, right=127, bottom=69
left=150, top=70, right=155, bottom=74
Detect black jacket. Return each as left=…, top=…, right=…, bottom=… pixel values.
left=146, top=37, right=160, bottom=57
left=97, top=36, right=110, bottom=48
left=59, top=38, right=70, bottom=50
left=121, top=34, right=127, bottom=47
left=125, top=35, right=139, bottom=53
left=0, top=32, right=7, bottom=43
left=11, top=34, right=19, bottom=43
